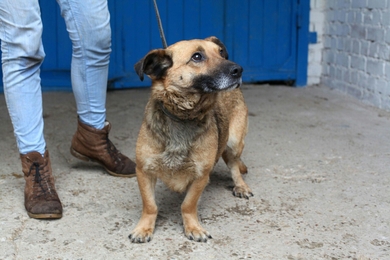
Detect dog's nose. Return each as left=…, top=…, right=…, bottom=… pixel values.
left=230, top=65, right=243, bottom=78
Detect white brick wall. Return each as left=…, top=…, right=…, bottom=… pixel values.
left=313, top=0, right=390, bottom=110
left=308, top=0, right=325, bottom=85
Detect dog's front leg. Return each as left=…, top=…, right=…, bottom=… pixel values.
left=181, top=173, right=212, bottom=242
left=129, top=168, right=157, bottom=243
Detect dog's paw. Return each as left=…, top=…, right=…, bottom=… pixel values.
left=184, top=226, right=212, bottom=242
left=128, top=228, right=153, bottom=243
left=233, top=185, right=254, bottom=199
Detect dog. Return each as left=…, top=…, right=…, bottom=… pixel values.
left=129, top=36, right=253, bottom=243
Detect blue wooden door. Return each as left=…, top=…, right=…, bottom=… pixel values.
left=111, top=0, right=302, bottom=88
left=225, top=0, right=298, bottom=83
left=0, top=0, right=308, bottom=91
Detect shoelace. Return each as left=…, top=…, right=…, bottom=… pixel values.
left=28, top=162, right=52, bottom=198
left=106, top=137, right=122, bottom=164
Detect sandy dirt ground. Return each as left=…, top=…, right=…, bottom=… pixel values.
left=0, top=84, right=389, bottom=260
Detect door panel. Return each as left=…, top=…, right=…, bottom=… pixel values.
left=226, top=0, right=297, bottom=82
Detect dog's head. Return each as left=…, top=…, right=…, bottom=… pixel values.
left=134, top=36, right=243, bottom=93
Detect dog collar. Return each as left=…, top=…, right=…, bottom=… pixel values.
left=159, top=101, right=184, bottom=122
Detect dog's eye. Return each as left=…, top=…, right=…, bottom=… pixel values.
left=219, top=49, right=224, bottom=57
left=191, top=53, right=203, bottom=62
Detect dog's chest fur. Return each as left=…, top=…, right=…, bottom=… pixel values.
left=139, top=98, right=228, bottom=192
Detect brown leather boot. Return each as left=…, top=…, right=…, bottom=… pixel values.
left=21, top=150, right=63, bottom=219
left=70, top=119, right=136, bottom=177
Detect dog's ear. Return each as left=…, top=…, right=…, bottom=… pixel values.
left=205, top=36, right=229, bottom=60
left=134, top=49, right=173, bottom=81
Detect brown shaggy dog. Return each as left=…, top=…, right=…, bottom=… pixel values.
left=129, top=37, right=253, bottom=243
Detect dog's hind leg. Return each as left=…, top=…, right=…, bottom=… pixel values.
left=222, top=147, right=253, bottom=199
left=129, top=168, right=158, bottom=243
left=222, top=108, right=253, bottom=199
left=181, top=173, right=213, bottom=242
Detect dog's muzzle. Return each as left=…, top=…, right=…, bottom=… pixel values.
left=217, top=63, right=243, bottom=91
left=191, top=61, right=244, bottom=93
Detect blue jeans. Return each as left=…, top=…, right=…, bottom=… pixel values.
left=0, top=0, right=111, bottom=155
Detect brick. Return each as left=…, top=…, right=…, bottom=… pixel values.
left=368, top=42, right=379, bottom=58
left=386, top=62, right=390, bottom=77
left=341, top=0, right=351, bottom=9
left=323, top=49, right=334, bottom=63
left=366, top=58, right=384, bottom=76
left=322, top=64, right=330, bottom=76
left=350, top=70, right=359, bottom=84
left=366, top=27, right=385, bottom=41
left=377, top=43, right=390, bottom=60
left=342, top=24, right=350, bottom=35
left=352, top=39, right=361, bottom=54
left=371, top=10, right=382, bottom=25
left=364, top=10, right=381, bottom=25
left=352, top=0, right=368, bottom=8
left=350, top=24, right=366, bottom=38
left=314, top=0, right=326, bottom=10
left=343, top=38, right=353, bottom=52
left=336, top=23, right=348, bottom=36
left=337, top=38, right=345, bottom=50
left=367, top=0, right=387, bottom=8
left=381, top=10, right=390, bottom=26
left=347, top=11, right=355, bottom=23
left=355, top=11, right=364, bottom=24
left=336, top=67, right=343, bottom=80
left=367, top=75, right=378, bottom=90
left=376, top=79, right=390, bottom=96
left=328, top=23, right=336, bottom=35
left=331, top=37, right=338, bottom=48
left=351, top=55, right=366, bottom=70
left=342, top=68, right=351, bottom=81
left=360, top=40, right=370, bottom=55
left=310, top=45, right=323, bottom=62
left=385, top=31, right=390, bottom=44
left=337, top=52, right=350, bottom=67
left=315, top=22, right=325, bottom=37
left=337, top=10, right=346, bottom=22
left=327, top=10, right=335, bottom=21
left=310, top=10, right=325, bottom=23
left=363, top=12, right=373, bottom=24
left=308, top=63, right=323, bottom=77
left=323, top=37, right=332, bottom=48
left=357, top=71, right=368, bottom=88
left=329, top=65, right=337, bottom=78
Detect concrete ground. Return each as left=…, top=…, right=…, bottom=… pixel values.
left=0, top=84, right=389, bottom=260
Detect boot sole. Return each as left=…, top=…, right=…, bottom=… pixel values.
left=70, top=147, right=136, bottom=178
left=28, top=212, right=62, bottom=219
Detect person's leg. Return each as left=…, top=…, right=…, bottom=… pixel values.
left=56, top=0, right=136, bottom=177
left=0, top=0, right=62, bottom=219
left=56, top=0, right=111, bottom=129
left=0, top=0, right=46, bottom=155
